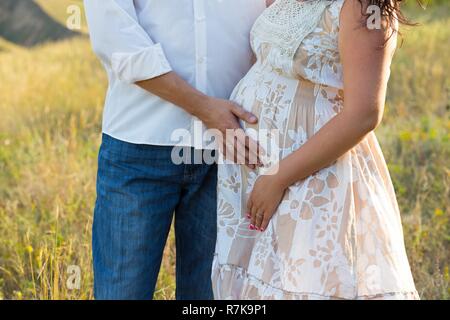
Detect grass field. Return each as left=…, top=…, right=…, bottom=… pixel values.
left=0, top=1, right=448, bottom=300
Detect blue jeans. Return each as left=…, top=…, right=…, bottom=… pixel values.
left=93, top=134, right=217, bottom=300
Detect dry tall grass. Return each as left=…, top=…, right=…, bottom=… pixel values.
left=0, top=1, right=448, bottom=300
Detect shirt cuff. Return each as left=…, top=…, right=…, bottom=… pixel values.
left=111, top=43, right=172, bottom=84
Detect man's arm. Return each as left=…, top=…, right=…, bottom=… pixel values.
left=84, top=0, right=259, bottom=166
left=136, top=73, right=257, bottom=143
left=136, top=73, right=261, bottom=168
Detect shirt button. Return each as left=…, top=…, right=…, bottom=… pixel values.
left=197, top=57, right=205, bottom=64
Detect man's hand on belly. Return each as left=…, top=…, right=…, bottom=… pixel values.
left=137, top=71, right=262, bottom=168
left=198, top=97, right=264, bottom=169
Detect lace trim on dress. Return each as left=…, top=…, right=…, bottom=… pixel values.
left=251, top=0, right=331, bottom=75
left=212, top=259, right=420, bottom=300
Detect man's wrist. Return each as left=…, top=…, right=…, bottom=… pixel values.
left=190, top=95, right=214, bottom=120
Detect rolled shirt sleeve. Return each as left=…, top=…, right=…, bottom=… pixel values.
left=84, top=0, right=172, bottom=84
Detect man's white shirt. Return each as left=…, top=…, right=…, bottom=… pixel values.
left=84, top=0, right=266, bottom=147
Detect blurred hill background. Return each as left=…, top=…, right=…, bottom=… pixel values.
left=0, top=0, right=448, bottom=300
left=0, top=0, right=78, bottom=47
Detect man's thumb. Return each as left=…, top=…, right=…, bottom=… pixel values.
left=231, top=103, right=258, bottom=124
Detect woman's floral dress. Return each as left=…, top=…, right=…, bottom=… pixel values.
left=212, top=0, right=419, bottom=300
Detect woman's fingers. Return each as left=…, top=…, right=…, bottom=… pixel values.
left=247, top=194, right=269, bottom=232
left=246, top=196, right=253, bottom=220
left=246, top=195, right=257, bottom=228
left=254, top=211, right=264, bottom=231
left=250, top=203, right=259, bottom=230
left=259, top=214, right=270, bottom=232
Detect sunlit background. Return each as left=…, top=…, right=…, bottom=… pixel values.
left=0, top=0, right=448, bottom=300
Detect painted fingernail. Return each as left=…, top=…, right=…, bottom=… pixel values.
left=246, top=214, right=251, bottom=219
left=260, top=228, right=265, bottom=232
left=249, top=224, right=255, bottom=230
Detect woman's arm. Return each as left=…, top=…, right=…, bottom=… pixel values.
left=275, top=0, right=397, bottom=187
left=248, top=0, right=398, bottom=231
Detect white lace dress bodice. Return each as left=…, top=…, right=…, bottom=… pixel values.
left=251, top=0, right=343, bottom=87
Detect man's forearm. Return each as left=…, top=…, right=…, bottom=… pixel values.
left=136, top=71, right=210, bottom=119
left=135, top=70, right=260, bottom=168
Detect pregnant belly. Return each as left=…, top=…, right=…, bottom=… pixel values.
left=229, top=66, right=345, bottom=168
left=231, top=66, right=344, bottom=131
left=229, top=68, right=303, bottom=169
left=230, top=66, right=301, bottom=125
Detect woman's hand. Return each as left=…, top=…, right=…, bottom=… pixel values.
left=247, top=174, right=287, bottom=232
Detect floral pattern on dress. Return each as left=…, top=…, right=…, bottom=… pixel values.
left=212, top=0, right=419, bottom=300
